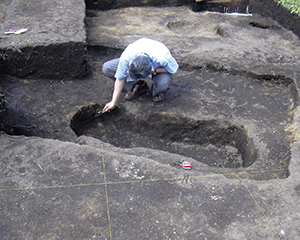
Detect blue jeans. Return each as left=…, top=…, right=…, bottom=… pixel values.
left=102, top=58, right=172, bottom=96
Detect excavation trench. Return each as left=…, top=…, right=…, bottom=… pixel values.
left=67, top=44, right=297, bottom=180
left=70, top=105, right=258, bottom=168
left=78, top=2, right=297, bottom=176
left=1, top=3, right=297, bottom=180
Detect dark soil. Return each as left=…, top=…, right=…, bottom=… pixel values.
left=1, top=3, right=299, bottom=181
left=69, top=46, right=294, bottom=180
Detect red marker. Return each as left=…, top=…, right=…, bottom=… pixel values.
left=174, top=159, right=192, bottom=170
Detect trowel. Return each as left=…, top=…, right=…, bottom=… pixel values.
left=94, top=110, right=106, bottom=118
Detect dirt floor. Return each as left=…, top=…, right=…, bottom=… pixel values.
left=2, top=6, right=299, bottom=180
left=1, top=2, right=300, bottom=240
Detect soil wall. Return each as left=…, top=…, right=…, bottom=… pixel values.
left=86, top=0, right=300, bottom=39
left=250, top=0, right=300, bottom=39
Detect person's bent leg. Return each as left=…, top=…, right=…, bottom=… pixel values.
left=152, top=73, right=172, bottom=101
left=102, top=58, right=135, bottom=91
left=102, top=58, right=119, bottom=80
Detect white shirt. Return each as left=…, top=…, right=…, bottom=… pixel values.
left=115, top=38, right=179, bottom=81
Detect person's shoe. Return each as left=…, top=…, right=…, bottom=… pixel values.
left=125, top=81, right=148, bottom=100
left=152, top=92, right=164, bottom=102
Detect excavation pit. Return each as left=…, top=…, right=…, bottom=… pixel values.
left=70, top=104, right=257, bottom=169
left=69, top=47, right=296, bottom=180
left=1, top=2, right=300, bottom=239
left=1, top=4, right=298, bottom=182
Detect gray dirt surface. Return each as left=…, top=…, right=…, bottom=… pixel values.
left=1, top=2, right=300, bottom=240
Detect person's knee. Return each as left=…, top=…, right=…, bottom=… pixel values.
left=156, top=75, right=172, bottom=92
left=102, top=59, right=119, bottom=79
left=102, top=61, right=110, bottom=76
left=158, top=82, right=171, bottom=92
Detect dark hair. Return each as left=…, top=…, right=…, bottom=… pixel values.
left=128, top=55, right=152, bottom=80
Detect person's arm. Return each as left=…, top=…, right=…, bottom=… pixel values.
left=103, top=78, right=125, bottom=112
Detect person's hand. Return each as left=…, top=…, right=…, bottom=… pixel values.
left=102, top=101, right=116, bottom=113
